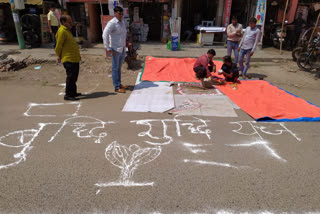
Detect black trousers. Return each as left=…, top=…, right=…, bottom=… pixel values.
left=63, top=62, right=79, bottom=98
left=51, top=26, right=58, bottom=48
left=194, top=65, right=213, bottom=78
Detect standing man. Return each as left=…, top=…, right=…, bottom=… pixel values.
left=55, top=15, right=81, bottom=101
left=47, top=3, right=59, bottom=48
left=227, top=16, right=243, bottom=64
left=102, top=6, right=128, bottom=93
left=238, top=17, right=261, bottom=78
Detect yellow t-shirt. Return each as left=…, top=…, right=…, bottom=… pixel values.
left=47, top=11, right=59, bottom=27
left=55, top=25, right=81, bottom=63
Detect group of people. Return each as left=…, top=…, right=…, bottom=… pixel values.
left=193, top=16, right=261, bottom=87
left=54, top=5, right=261, bottom=101
left=54, top=6, right=128, bottom=101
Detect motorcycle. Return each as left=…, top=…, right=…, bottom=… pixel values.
left=297, top=36, right=320, bottom=71
left=292, top=27, right=320, bottom=61
left=269, top=19, right=287, bottom=49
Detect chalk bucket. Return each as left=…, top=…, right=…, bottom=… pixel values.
left=171, top=33, right=179, bottom=51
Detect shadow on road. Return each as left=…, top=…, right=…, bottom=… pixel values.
left=80, top=91, right=116, bottom=100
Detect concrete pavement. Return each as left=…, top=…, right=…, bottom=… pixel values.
left=0, top=42, right=293, bottom=62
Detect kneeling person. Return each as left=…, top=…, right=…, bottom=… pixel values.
left=219, top=55, right=239, bottom=83
left=193, top=49, right=223, bottom=88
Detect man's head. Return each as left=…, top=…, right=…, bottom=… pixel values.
left=49, top=3, right=56, bottom=11
left=231, top=16, right=237, bottom=26
left=207, top=49, right=216, bottom=60
left=223, top=55, right=232, bottom=66
left=249, top=17, right=257, bottom=29
left=60, top=15, right=73, bottom=30
left=298, top=13, right=302, bottom=19
left=114, top=6, right=124, bottom=21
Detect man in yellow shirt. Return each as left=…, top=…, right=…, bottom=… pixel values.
left=55, top=15, right=81, bottom=101
left=47, top=3, right=59, bottom=48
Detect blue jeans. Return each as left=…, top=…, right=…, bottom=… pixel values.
left=238, top=48, right=252, bottom=76
left=111, top=48, right=126, bottom=90
left=227, top=41, right=239, bottom=64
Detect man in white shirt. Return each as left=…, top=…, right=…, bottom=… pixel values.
left=47, top=3, right=59, bottom=48
left=102, top=6, right=128, bottom=93
left=227, top=16, right=243, bottom=64
left=238, top=17, right=261, bottom=78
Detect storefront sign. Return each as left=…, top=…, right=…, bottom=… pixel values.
left=222, top=0, right=232, bottom=27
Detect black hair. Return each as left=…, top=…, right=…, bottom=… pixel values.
left=249, top=17, right=257, bottom=24
left=195, top=69, right=207, bottom=79
left=207, top=49, right=216, bottom=56
left=60, top=15, right=67, bottom=24
left=114, top=6, right=123, bottom=13
left=231, top=16, right=237, bottom=20
left=223, top=55, right=232, bottom=64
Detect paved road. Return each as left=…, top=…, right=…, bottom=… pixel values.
left=0, top=51, right=320, bottom=214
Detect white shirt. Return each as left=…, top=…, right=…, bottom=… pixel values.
left=227, top=23, right=243, bottom=42
left=102, top=17, right=127, bottom=53
left=239, top=26, right=261, bottom=52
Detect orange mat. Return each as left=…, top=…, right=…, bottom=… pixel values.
left=216, top=80, right=320, bottom=121
left=141, top=56, right=224, bottom=82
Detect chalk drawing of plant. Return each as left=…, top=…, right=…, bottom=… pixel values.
left=96, top=141, right=161, bottom=187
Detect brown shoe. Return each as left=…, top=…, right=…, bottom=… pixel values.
left=120, top=85, right=128, bottom=89
left=115, top=88, right=126, bottom=93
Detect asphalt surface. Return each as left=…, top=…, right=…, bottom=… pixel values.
left=0, top=51, right=320, bottom=214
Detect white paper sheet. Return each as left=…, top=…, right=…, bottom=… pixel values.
left=122, top=73, right=175, bottom=113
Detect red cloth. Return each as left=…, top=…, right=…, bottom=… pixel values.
left=216, top=80, right=320, bottom=121
left=141, top=56, right=224, bottom=82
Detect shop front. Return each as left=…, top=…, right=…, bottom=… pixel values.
left=128, top=0, right=171, bottom=41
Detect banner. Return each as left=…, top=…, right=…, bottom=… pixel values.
left=222, top=0, right=232, bottom=27
left=255, top=0, right=267, bottom=43
left=255, top=0, right=266, bottom=25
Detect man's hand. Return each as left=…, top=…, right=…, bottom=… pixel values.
left=57, top=57, right=61, bottom=63
left=250, top=52, right=254, bottom=57
left=238, top=47, right=241, bottom=52
left=106, top=50, right=116, bottom=57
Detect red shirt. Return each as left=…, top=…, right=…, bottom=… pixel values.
left=193, top=54, right=215, bottom=77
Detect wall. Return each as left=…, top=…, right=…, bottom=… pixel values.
left=277, top=0, right=298, bottom=23
left=87, top=3, right=102, bottom=43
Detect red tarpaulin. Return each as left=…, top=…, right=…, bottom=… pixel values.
left=141, top=56, right=224, bottom=82
left=216, top=80, right=320, bottom=122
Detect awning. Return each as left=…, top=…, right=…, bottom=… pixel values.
left=0, top=0, right=42, bottom=5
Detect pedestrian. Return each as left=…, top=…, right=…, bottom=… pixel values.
left=55, top=15, right=82, bottom=101
left=102, top=6, right=128, bottom=93
left=193, top=49, right=216, bottom=78
left=193, top=49, right=223, bottom=87
left=238, top=17, right=261, bottom=78
left=227, top=16, right=243, bottom=64
left=219, top=55, right=239, bottom=83
left=47, top=3, right=59, bottom=48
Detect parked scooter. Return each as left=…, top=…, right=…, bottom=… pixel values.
left=297, top=35, right=320, bottom=71
left=269, top=19, right=288, bottom=49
